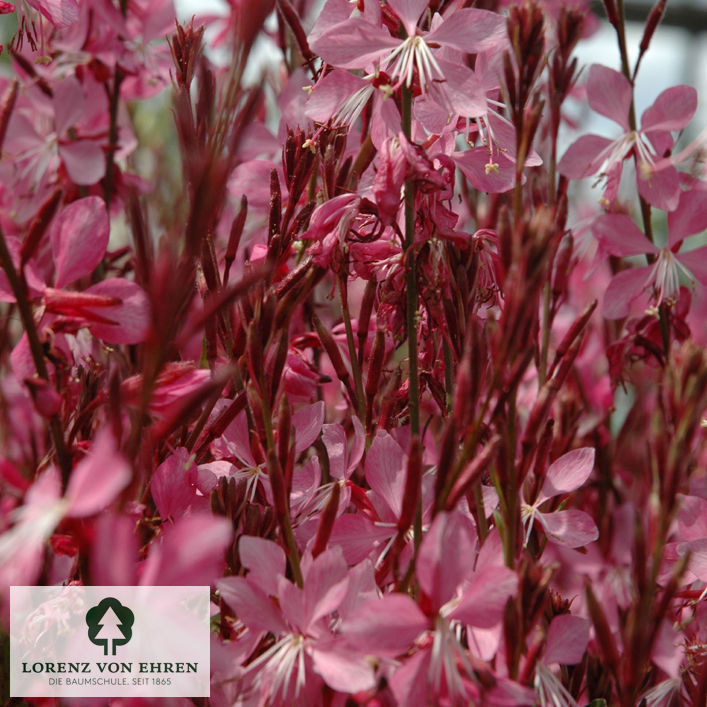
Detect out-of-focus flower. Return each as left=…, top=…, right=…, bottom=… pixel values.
left=522, top=448, right=599, bottom=548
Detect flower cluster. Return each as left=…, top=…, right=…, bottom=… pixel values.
left=1, top=0, right=706, bottom=705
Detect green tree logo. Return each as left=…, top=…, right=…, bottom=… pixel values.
left=86, top=598, right=135, bottom=656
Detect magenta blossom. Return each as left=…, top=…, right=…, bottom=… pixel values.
left=309, top=0, right=505, bottom=119
left=559, top=64, right=697, bottom=210
left=217, top=538, right=375, bottom=703
left=593, top=186, right=707, bottom=319
left=343, top=511, right=533, bottom=705
left=522, top=447, right=599, bottom=548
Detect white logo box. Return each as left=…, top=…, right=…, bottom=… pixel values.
left=10, top=586, right=210, bottom=697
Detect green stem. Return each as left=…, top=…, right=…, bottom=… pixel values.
left=262, top=393, right=302, bottom=587
left=338, top=277, right=365, bottom=422
left=539, top=283, right=551, bottom=386
left=402, top=86, right=421, bottom=552
left=0, top=226, right=72, bottom=486
left=443, top=338, right=453, bottom=414
left=102, top=68, right=124, bottom=206
left=503, top=394, right=518, bottom=566
left=613, top=0, right=670, bottom=352
left=401, top=87, right=419, bottom=439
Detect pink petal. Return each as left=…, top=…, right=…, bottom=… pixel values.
left=309, top=19, right=399, bottom=70
left=651, top=620, right=683, bottom=678
left=90, top=513, right=138, bottom=585
left=51, top=196, right=109, bottom=288
left=545, top=614, right=590, bottom=665
left=217, top=408, right=256, bottom=467
left=238, top=536, right=287, bottom=597
left=308, top=0, right=354, bottom=43
left=136, top=0, right=177, bottom=42
left=603, top=266, right=652, bottom=319
left=475, top=528, right=504, bottom=572
left=349, top=416, right=365, bottom=472
left=467, top=624, right=502, bottom=661
left=329, top=513, right=392, bottom=564
left=483, top=111, right=541, bottom=166
left=293, top=401, right=325, bottom=456
left=228, top=160, right=285, bottom=209
left=388, top=649, right=430, bottom=707
left=322, top=424, right=347, bottom=480
left=537, top=509, right=599, bottom=548
left=27, top=464, right=63, bottom=507
left=453, top=147, right=516, bottom=193
left=558, top=134, right=613, bottom=179
left=426, top=9, right=507, bottom=55
left=151, top=449, right=200, bottom=520
left=677, top=246, right=707, bottom=286
left=53, top=76, right=84, bottom=136
left=680, top=538, right=707, bottom=582
left=449, top=565, right=517, bottom=628
left=370, top=94, right=402, bottom=150
left=416, top=510, right=476, bottom=609
left=668, top=186, right=707, bottom=246
left=435, top=59, right=487, bottom=118
left=59, top=140, right=106, bottom=185
left=301, top=546, right=349, bottom=627
left=65, top=427, right=131, bottom=517
left=592, top=213, right=656, bottom=258
left=486, top=678, right=537, bottom=706
left=344, top=594, right=428, bottom=657
left=637, top=163, right=680, bottom=211
left=196, top=460, right=234, bottom=496
left=538, top=447, right=595, bottom=503
left=587, top=64, right=631, bottom=130
left=141, top=514, right=232, bottom=586
left=310, top=644, right=376, bottom=694
left=10, top=333, right=35, bottom=382
left=386, top=0, right=427, bottom=35
left=305, top=70, right=368, bottom=123
left=0, top=235, right=45, bottom=302
left=641, top=85, right=697, bottom=133
left=83, top=278, right=150, bottom=344
left=337, top=559, right=378, bottom=620
left=365, top=430, right=407, bottom=519
left=217, top=576, right=288, bottom=634
left=26, top=0, right=78, bottom=27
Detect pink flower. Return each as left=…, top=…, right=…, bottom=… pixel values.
left=593, top=186, right=707, bottom=319
left=23, top=0, right=79, bottom=29
left=1, top=197, right=150, bottom=350
left=559, top=64, right=698, bottom=210
left=342, top=511, right=531, bottom=705
left=0, top=427, right=131, bottom=590
left=217, top=538, right=375, bottom=703
left=4, top=75, right=108, bottom=186
left=210, top=401, right=324, bottom=505
left=534, top=614, right=591, bottom=706
left=305, top=68, right=401, bottom=149
left=300, top=193, right=361, bottom=267
left=309, top=0, right=505, bottom=118
left=522, top=447, right=599, bottom=548
left=139, top=514, right=233, bottom=586
left=330, top=429, right=433, bottom=571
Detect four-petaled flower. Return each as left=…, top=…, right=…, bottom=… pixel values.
left=522, top=448, right=599, bottom=548
left=559, top=64, right=698, bottom=211
left=593, top=186, right=707, bottom=319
